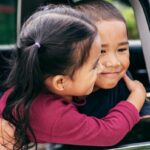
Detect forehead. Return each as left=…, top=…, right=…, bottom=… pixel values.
left=93, top=34, right=101, bottom=48
left=96, top=20, right=128, bottom=41
left=88, top=35, right=101, bottom=57
left=85, top=35, right=101, bottom=63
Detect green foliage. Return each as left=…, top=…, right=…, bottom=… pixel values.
left=0, top=0, right=139, bottom=45
left=0, top=12, right=16, bottom=44
left=123, top=7, right=139, bottom=39
left=0, top=1, right=16, bottom=45
left=107, top=0, right=139, bottom=39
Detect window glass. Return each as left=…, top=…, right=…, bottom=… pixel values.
left=0, top=0, right=16, bottom=44
left=107, top=0, right=139, bottom=39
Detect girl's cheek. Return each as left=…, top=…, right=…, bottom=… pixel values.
left=91, top=70, right=98, bottom=81
left=97, top=62, right=104, bottom=74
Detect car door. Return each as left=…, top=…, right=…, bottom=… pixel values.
left=130, top=0, right=150, bottom=94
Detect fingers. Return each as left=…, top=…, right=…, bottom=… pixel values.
left=0, top=119, right=15, bottom=140
left=0, top=143, right=13, bottom=150
left=0, top=144, right=8, bottom=150
left=0, top=118, right=15, bottom=150
left=123, top=74, right=132, bottom=82
left=3, top=121, right=15, bottom=138
left=123, top=74, right=134, bottom=91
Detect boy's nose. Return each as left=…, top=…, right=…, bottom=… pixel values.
left=105, top=54, right=121, bottom=67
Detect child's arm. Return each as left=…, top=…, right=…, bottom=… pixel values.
left=50, top=101, right=140, bottom=146
left=49, top=75, right=145, bottom=146
left=0, top=101, right=141, bottom=148
left=0, top=75, right=146, bottom=147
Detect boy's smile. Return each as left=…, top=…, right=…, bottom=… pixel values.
left=101, top=70, right=122, bottom=78
left=95, top=20, right=130, bottom=89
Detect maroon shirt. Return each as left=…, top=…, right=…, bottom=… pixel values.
left=0, top=90, right=140, bottom=146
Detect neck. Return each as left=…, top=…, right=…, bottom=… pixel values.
left=63, top=96, right=73, bottom=103
left=93, top=86, right=100, bottom=92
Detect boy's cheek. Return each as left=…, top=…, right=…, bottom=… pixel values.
left=94, top=56, right=130, bottom=89
left=95, top=68, right=129, bottom=89
left=124, top=58, right=130, bottom=72
left=120, top=55, right=130, bottom=72
left=95, top=76, right=121, bottom=89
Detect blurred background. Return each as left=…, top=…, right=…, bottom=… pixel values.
left=0, top=0, right=139, bottom=45
left=0, top=0, right=16, bottom=44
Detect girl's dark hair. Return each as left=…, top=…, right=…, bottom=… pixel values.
left=3, top=5, right=97, bottom=149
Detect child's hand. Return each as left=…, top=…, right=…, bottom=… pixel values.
left=123, top=74, right=146, bottom=111
left=0, top=118, right=15, bottom=150
left=0, top=144, right=9, bottom=150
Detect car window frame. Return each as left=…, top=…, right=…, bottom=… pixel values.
left=130, top=0, right=150, bottom=83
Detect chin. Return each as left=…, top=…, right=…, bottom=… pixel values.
left=86, top=88, right=94, bottom=95
left=79, top=88, right=93, bottom=96
left=96, top=82, right=118, bottom=89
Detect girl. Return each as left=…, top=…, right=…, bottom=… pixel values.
left=0, top=4, right=146, bottom=150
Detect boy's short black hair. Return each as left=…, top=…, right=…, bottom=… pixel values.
left=74, top=0, right=126, bottom=23
left=45, top=0, right=126, bottom=23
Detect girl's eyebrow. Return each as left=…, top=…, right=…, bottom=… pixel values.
left=118, top=41, right=129, bottom=46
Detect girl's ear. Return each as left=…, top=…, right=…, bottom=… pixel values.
left=53, top=75, right=66, bottom=91
left=45, top=75, right=69, bottom=92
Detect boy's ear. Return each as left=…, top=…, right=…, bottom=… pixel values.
left=45, top=75, right=69, bottom=91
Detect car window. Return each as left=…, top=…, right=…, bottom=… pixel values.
left=0, top=0, right=17, bottom=45
left=107, top=0, right=139, bottom=40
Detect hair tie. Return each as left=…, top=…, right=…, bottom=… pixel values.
left=44, top=6, right=49, bottom=11
left=35, top=42, right=41, bottom=48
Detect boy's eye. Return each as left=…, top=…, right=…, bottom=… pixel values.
left=101, top=49, right=106, bottom=54
left=117, top=48, right=127, bottom=52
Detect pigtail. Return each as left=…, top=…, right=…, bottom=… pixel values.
left=3, top=43, right=43, bottom=149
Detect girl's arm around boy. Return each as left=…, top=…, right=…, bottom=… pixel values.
left=0, top=75, right=146, bottom=148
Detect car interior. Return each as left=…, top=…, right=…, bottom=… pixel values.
left=0, top=0, right=150, bottom=149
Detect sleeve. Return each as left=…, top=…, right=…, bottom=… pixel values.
left=51, top=101, right=140, bottom=146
